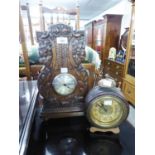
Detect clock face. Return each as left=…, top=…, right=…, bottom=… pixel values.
left=52, top=73, right=77, bottom=96
left=87, top=95, right=128, bottom=128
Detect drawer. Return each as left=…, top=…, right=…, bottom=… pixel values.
left=104, top=60, right=124, bottom=76
left=114, top=70, right=123, bottom=77
left=123, top=81, right=135, bottom=104
left=104, top=66, right=112, bottom=73
left=108, top=70, right=122, bottom=80
left=114, top=64, right=124, bottom=70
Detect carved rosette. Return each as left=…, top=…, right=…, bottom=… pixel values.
left=37, top=24, right=89, bottom=105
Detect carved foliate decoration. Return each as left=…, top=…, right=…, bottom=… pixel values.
left=37, top=24, right=89, bottom=112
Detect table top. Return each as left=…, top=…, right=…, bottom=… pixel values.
left=19, top=80, right=37, bottom=135
left=26, top=114, right=135, bottom=155
left=19, top=80, right=38, bottom=155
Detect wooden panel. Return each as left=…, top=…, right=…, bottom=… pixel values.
left=102, top=14, right=123, bottom=62
left=93, top=20, right=104, bottom=58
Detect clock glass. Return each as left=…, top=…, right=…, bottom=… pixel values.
left=52, top=73, right=77, bottom=96
left=87, top=95, right=128, bottom=128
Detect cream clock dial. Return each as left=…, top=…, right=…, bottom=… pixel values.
left=52, top=73, right=77, bottom=96
left=85, top=86, right=129, bottom=129
left=88, top=96, right=125, bottom=128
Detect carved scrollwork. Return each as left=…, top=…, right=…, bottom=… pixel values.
left=36, top=31, right=52, bottom=65
left=70, top=32, right=86, bottom=65
left=48, top=24, right=73, bottom=38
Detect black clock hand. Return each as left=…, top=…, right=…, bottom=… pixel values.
left=103, top=105, right=108, bottom=112
left=98, top=103, right=108, bottom=112
left=63, top=83, right=71, bottom=89
left=101, top=103, right=108, bottom=112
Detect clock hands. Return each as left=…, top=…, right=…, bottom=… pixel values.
left=97, top=103, right=108, bottom=112
left=52, top=73, right=77, bottom=96
left=63, top=83, right=71, bottom=89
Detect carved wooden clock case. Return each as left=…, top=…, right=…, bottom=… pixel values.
left=37, top=24, right=89, bottom=119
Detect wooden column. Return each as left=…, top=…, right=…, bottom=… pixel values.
left=76, top=1, right=80, bottom=30
left=39, top=2, right=45, bottom=31
left=57, top=14, right=59, bottom=23
left=19, top=8, right=31, bottom=80
left=50, top=15, right=53, bottom=24
left=26, top=3, right=34, bottom=45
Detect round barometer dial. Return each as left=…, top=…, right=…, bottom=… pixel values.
left=85, top=86, right=129, bottom=129
left=52, top=73, right=77, bottom=96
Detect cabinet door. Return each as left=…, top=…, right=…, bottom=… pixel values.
left=127, top=27, right=135, bottom=77
left=93, top=20, right=104, bottom=57
left=85, top=22, right=93, bottom=48
left=125, top=3, right=135, bottom=81
left=122, top=2, right=135, bottom=105
left=123, top=80, right=135, bottom=104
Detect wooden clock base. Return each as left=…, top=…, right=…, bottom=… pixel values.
left=90, top=126, right=120, bottom=134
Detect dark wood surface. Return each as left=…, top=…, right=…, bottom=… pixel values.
left=26, top=110, right=135, bottom=155
left=19, top=81, right=134, bottom=155
left=19, top=80, right=38, bottom=155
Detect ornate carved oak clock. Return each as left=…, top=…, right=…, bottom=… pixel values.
left=37, top=24, right=89, bottom=119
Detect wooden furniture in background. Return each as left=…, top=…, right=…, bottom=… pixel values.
left=19, top=8, right=31, bottom=80
left=85, top=22, right=94, bottom=48
left=122, top=1, right=135, bottom=105
left=21, top=3, right=34, bottom=45
left=19, top=65, right=43, bottom=80
left=101, top=14, right=124, bottom=86
left=93, top=19, right=104, bottom=58
left=101, top=14, right=122, bottom=64
left=39, top=1, right=80, bottom=31
left=85, top=14, right=122, bottom=63
left=39, top=2, right=45, bottom=31
left=104, top=59, right=124, bottom=87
